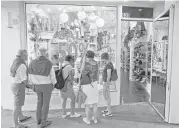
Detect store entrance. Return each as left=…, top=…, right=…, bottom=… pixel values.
left=120, top=20, right=152, bottom=104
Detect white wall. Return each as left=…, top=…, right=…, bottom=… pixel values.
left=153, top=2, right=165, bottom=18
left=1, top=2, right=21, bottom=109
left=168, top=1, right=179, bottom=124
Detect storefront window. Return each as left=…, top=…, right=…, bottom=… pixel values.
left=26, top=4, right=117, bottom=93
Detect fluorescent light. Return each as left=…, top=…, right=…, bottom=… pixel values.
left=138, top=9, right=143, bottom=11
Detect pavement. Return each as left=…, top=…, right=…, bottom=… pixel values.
left=1, top=103, right=179, bottom=128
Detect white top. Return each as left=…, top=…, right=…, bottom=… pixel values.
left=12, top=64, right=27, bottom=83
left=29, top=67, right=57, bottom=85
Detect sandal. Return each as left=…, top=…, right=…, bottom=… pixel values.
left=40, top=120, right=52, bottom=128
left=19, top=116, right=31, bottom=123
left=103, top=113, right=113, bottom=117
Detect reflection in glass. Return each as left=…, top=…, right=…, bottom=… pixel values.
left=120, top=21, right=152, bottom=103
left=151, top=20, right=169, bottom=117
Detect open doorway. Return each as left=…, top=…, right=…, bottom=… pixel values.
left=120, top=21, right=152, bottom=104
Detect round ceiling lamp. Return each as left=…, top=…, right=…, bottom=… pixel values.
left=96, top=17, right=105, bottom=28
left=78, top=11, right=86, bottom=20
left=60, top=12, right=69, bottom=23
left=88, top=12, right=97, bottom=21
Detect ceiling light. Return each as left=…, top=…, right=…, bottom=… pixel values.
left=60, top=12, right=69, bottom=23
left=88, top=12, right=97, bottom=21
left=138, top=9, right=143, bottom=11
left=78, top=11, right=87, bottom=20
left=91, top=6, right=96, bottom=11
left=58, top=8, right=62, bottom=11
left=96, top=17, right=105, bottom=28
left=47, top=8, right=50, bottom=12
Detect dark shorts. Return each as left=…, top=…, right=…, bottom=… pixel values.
left=11, top=83, right=25, bottom=106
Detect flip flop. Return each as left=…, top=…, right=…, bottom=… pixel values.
left=19, top=116, right=31, bottom=123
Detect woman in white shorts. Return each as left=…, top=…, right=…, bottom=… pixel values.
left=81, top=50, right=99, bottom=124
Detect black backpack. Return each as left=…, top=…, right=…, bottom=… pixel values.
left=55, top=65, right=69, bottom=90
left=111, top=69, right=118, bottom=81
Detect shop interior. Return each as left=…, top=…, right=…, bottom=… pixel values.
left=120, top=7, right=170, bottom=119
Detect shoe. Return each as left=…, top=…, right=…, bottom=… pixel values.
left=102, top=110, right=108, bottom=113
left=40, top=120, right=52, bottom=128
left=61, top=112, right=71, bottom=118
left=83, top=118, right=90, bottom=124
left=92, top=117, right=98, bottom=124
left=19, top=116, right=31, bottom=123
left=13, top=124, right=28, bottom=128
left=103, top=113, right=113, bottom=117
left=70, top=113, right=81, bottom=118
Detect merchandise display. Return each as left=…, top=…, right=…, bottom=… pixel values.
left=26, top=5, right=117, bottom=92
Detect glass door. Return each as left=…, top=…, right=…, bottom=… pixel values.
left=150, top=5, right=175, bottom=119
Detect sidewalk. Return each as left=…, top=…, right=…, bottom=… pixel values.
left=1, top=103, right=179, bottom=128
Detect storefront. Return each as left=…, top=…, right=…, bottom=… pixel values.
left=1, top=0, right=179, bottom=124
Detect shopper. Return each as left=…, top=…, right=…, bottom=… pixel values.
left=134, top=60, right=145, bottom=81
left=29, top=48, right=57, bottom=128
left=101, top=52, right=113, bottom=117
left=10, top=49, right=31, bottom=128
left=81, top=50, right=99, bottom=124
left=60, top=55, right=81, bottom=118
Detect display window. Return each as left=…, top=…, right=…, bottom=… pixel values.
left=26, top=4, right=117, bottom=93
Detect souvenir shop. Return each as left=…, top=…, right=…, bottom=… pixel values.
left=1, top=0, right=179, bottom=124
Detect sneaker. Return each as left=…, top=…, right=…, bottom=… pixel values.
left=40, top=120, right=52, bottom=128
left=61, top=112, right=71, bottom=118
left=83, top=117, right=90, bottom=124
left=103, top=113, right=113, bottom=117
left=92, top=117, right=98, bottom=124
left=70, top=112, right=81, bottom=118
left=102, top=110, right=108, bottom=113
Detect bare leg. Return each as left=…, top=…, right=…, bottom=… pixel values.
left=62, top=98, right=67, bottom=115
left=12, top=106, right=21, bottom=127
left=92, top=103, right=98, bottom=119
left=18, top=106, right=25, bottom=120
left=103, top=87, right=108, bottom=111
left=70, top=95, right=76, bottom=115
left=106, top=90, right=112, bottom=114
left=103, top=87, right=112, bottom=114
left=85, top=104, right=91, bottom=121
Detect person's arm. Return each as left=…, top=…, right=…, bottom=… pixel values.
left=107, top=69, right=112, bottom=83
left=18, top=64, right=31, bottom=88
left=49, top=67, right=57, bottom=88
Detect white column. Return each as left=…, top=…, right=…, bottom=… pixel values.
left=167, top=2, right=179, bottom=124
left=1, top=2, right=21, bottom=110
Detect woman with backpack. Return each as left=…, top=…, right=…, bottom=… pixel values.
left=101, top=52, right=114, bottom=117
